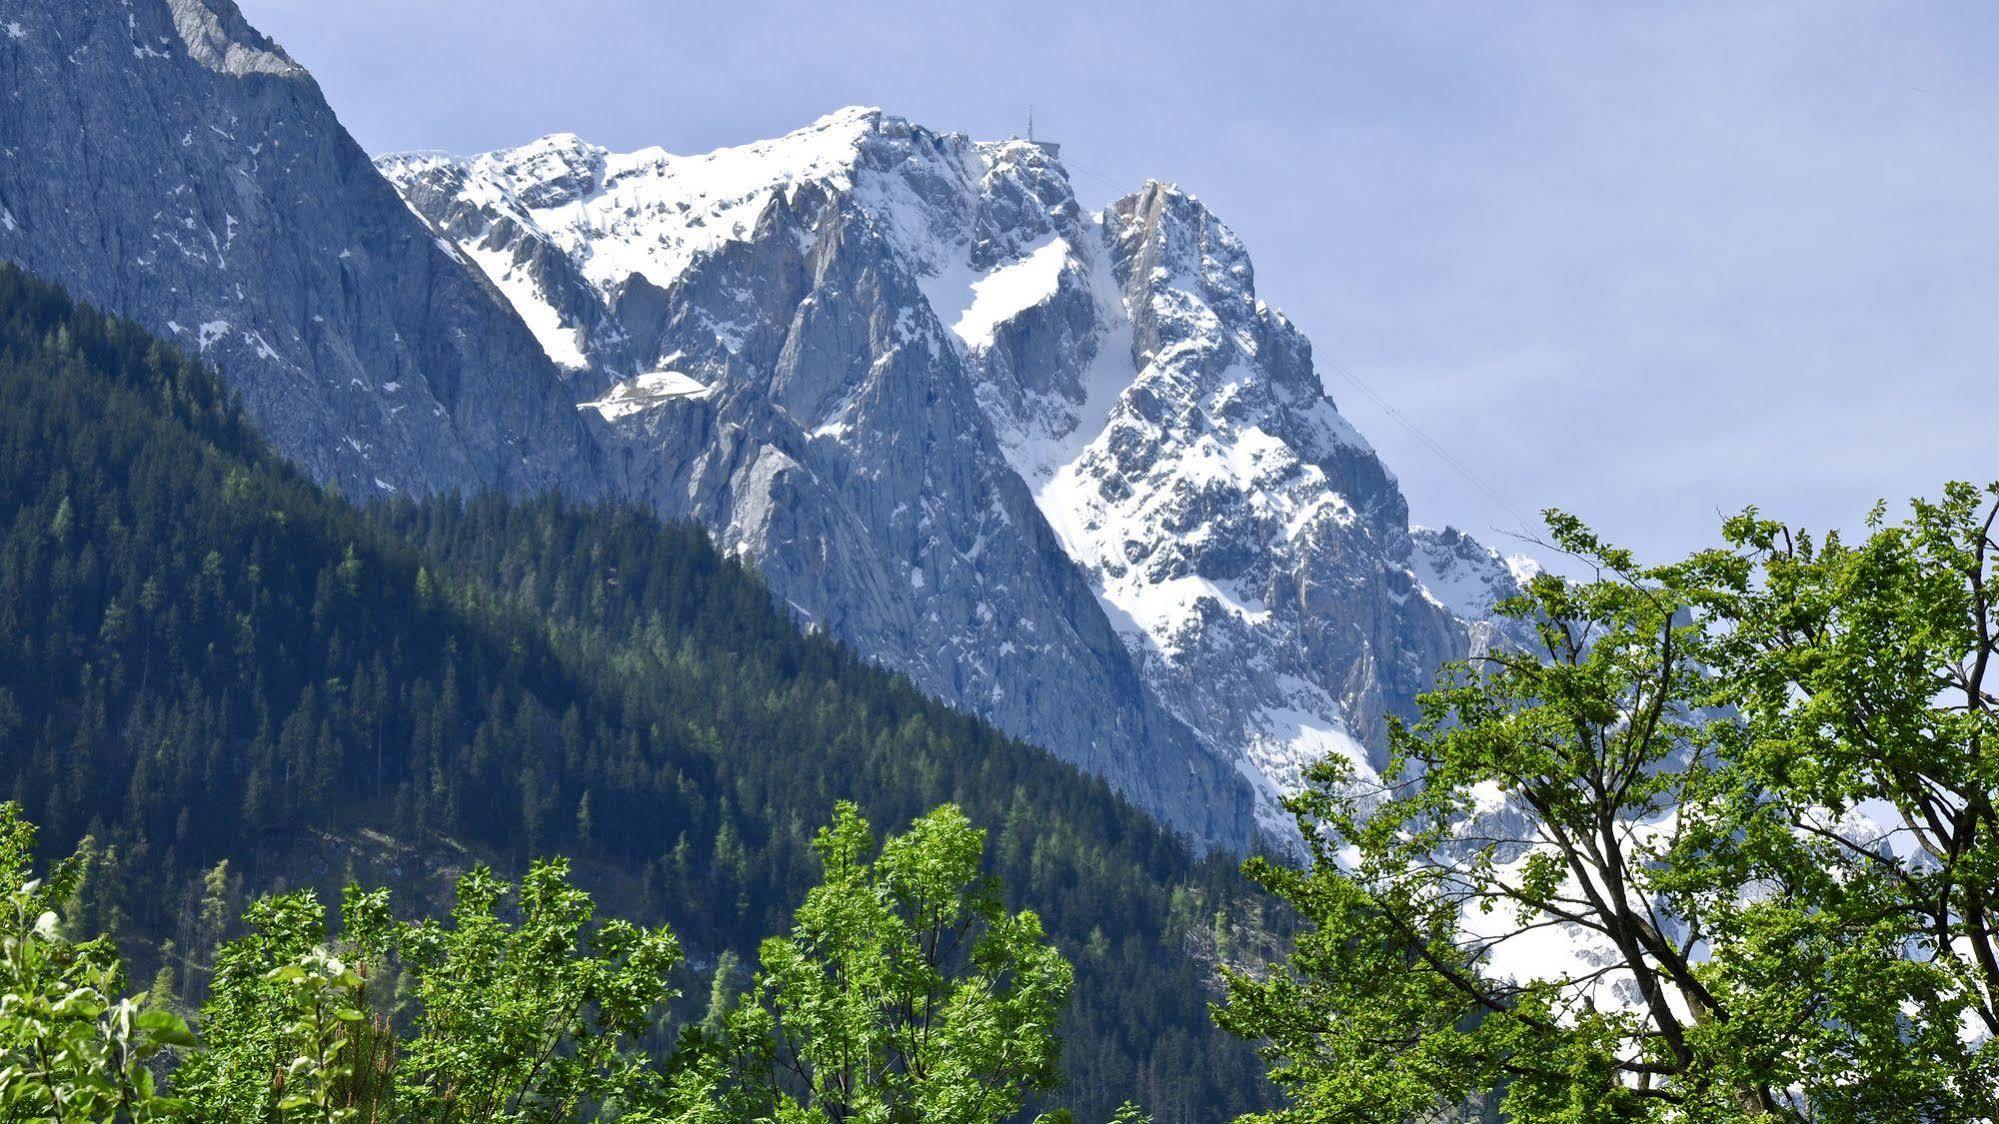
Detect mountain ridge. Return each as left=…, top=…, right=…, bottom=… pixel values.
left=382, top=106, right=1528, bottom=845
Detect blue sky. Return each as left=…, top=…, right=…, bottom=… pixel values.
left=242, top=0, right=1998, bottom=564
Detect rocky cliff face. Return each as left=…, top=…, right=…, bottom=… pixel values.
left=383, top=109, right=1530, bottom=846
left=0, top=0, right=600, bottom=498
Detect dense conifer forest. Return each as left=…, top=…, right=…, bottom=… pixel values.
left=0, top=264, right=1274, bottom=1121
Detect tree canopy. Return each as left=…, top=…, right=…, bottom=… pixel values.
left=1, top=801, right=1102, bottom=1123
left=1217, top=491, right=1999, bottom=1122
left=682, top=803, right=1073, bottom=1123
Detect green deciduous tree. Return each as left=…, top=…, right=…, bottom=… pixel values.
left=395, top=862, right=680, bottom=1123
left=0, top=804, right=192, bottom=1122
left=171, top=887, right=393, bottom=1122
left=169, top=859, right=677, bottom=1124
left=1217, top=490, right=1999, bottom=1123
left=1682, top=481, right=1999, bottom=1122
left=687, top=802, right=1074, bottom=1123
left=5, top=797, right=1081, bottom=1123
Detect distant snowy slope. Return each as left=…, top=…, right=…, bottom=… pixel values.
left=1410, top=526, right=1535, bottom=621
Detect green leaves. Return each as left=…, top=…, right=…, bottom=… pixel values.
left=685, top=802, right=1075, bottom=1124
left=170, top=888, right=373, bottom=1122
left=1216, top=486, right=1999, bottom=1122
left=174, top=859, right=682, bottom=1124
left=149, top=843, right=684, bottom=1124
left=396, top=860, right=682, bottom=1123
left=4, top=799, right=1073, bottom=1123
left=264, top=947, right=375, bottom=1124
left=1696, top=480, right=1999, bottom=1117
left=0, top=808, right=192, bottom=1122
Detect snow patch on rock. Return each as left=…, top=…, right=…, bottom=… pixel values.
left=578, top=370, right=714, bottom=420
left=1410, top=525, right=1526, bottom=622
left=948, top=236, right=1071, bottom=350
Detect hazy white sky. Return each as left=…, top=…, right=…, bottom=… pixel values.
left=242, top=0, right=1998, bottom=564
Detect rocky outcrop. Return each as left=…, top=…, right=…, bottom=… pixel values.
left=0, top=0, right=600, bottom=498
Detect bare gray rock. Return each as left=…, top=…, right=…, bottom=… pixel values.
left=0, top=0, right=600, bottom=499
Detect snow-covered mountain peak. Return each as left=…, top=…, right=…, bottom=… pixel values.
left=1110, top=181, right=1253, bottom=299
left=383, top=110, right=873, bottom=288
left=383, top=109, right=1525, bottom=850
left=9, top=0, right=1528, bottom=854
left=379, top=107, right=1031, bottom=377
left=487, top=132, right=608, bottom=206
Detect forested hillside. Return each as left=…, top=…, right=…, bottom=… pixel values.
left=0, top=263, right=1273, bottom=1121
